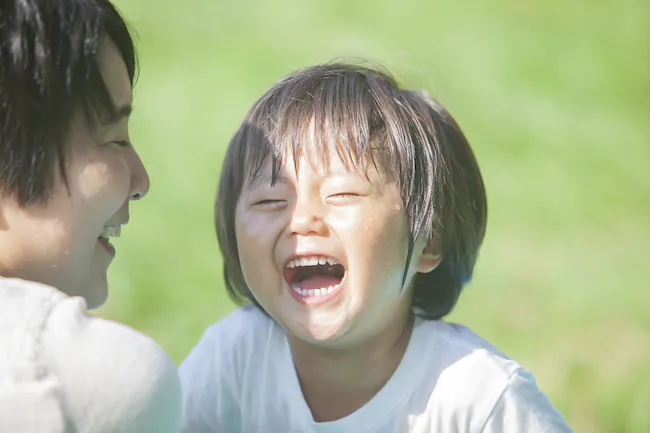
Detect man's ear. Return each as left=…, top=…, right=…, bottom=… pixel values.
left=0, top=194, right=10, bottom=231
left=416, top=236, right=443, bottom=274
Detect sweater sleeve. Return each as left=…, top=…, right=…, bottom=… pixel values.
left=42, top=297, right=182, bottom=433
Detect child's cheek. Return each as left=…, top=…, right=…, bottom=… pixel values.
left=235, top=201, right=283, bottom=240
left=238, top=210, right=265, bottom=238
left=328, top=206, right=363, bottom=232
left=370, top=205, right=410, bottom=271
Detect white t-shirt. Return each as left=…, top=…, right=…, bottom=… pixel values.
left=0, top=277, right=181, bottom=433
left=180, top=306, right=572, bottom=433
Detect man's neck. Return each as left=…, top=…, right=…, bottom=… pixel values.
left=288, top=311, right=414, bottom=422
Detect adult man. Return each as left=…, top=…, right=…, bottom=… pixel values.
left=0, top=1, right=181, bottom=431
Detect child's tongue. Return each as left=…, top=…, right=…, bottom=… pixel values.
left=296, top=275, right=341, bottom=292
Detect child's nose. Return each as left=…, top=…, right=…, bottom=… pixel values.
left=288, top=199, right=327, bottom=237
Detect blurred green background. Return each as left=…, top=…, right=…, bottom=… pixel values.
left=99, top=0, right=649, bottom=431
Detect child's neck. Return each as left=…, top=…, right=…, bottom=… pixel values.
left=287, top=311, right=415, bottom=423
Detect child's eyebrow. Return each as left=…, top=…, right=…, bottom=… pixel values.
left=247, top=172, right=288, bottom=190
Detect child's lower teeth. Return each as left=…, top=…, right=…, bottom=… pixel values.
left=292, top=284, right=338, bottom=297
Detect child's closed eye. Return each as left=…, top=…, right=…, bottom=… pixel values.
left=326, top=192, right=362, bottom=205
left=253, top=199, right=288, bottom=208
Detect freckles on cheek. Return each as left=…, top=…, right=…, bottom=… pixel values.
left=366, top=209, right=409, bottom=266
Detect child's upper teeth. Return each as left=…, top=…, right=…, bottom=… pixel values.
left=287, top=256, right=339, bottom=268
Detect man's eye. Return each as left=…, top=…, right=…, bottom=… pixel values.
left=103, top=140, right=131, bottom=147
left=114, top=140, right=131, bottom=147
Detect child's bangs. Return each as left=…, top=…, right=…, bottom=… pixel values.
left=240, top=71, right=392, bottom=184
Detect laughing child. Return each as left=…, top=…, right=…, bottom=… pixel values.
left=180, top=62, right=572, bottom=433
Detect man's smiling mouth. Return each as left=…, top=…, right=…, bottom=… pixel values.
left=97, top=222, right=127, bottom=257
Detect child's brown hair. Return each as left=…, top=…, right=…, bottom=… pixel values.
left=216, top=62, right=487, bottom=319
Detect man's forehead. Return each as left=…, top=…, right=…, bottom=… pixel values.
left=97, top=38, right=132, bottom=110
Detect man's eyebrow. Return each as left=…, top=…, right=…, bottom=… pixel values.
left=106, top=103, right=133, bottom=125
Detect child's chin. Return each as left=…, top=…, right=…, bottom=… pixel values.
left=290, top=318, right=352, bottom=346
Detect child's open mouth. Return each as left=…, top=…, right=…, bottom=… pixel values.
left=283, top=255, right=346, bottom=305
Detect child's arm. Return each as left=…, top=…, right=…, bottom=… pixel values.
left=480, top=369, right=572, bottom=433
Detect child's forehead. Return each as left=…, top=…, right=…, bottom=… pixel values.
left=244, top=144, right=391, bottom=188
left=239, top=97, right=400, bottom=188
left=251, top=151, right=373, bottom=178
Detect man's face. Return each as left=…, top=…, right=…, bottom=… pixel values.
left=0, top=38, right=149, bottom=308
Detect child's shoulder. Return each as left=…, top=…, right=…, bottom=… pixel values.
left=179, top=305, right=281, bottom=417
left=200, top=305, right=274, bottom=346
left=411, top=320, right=571, bottom=431
left=181, top=306, right=278, bottom=374
left=416, top=319, right=523, bottom=386
left=410, top=320, right=525, bottom=420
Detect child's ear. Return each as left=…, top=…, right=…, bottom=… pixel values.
left=416, top=236, right=443, bottom=274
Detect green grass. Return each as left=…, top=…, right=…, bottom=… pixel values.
left=98, top=0, right=650, bottom=431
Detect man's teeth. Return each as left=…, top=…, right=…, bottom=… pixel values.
left=292, top=284, right=340, bottom=297
left=286, top=256, right=338, bottom=268
left=99, top=225, right=122, bottom=239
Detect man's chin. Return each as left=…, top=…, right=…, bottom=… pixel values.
left=84, top=279, right=109, bottom=310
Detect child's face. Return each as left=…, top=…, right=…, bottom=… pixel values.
left=235, top=145, right=439, bottom=346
